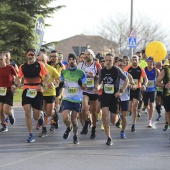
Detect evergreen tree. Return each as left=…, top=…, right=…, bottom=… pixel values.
left=0, top=0, right=64, bottom=64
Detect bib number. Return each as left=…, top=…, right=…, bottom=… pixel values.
left=133, top=79, right=138, bottom=88
left=147, top=80, right=154, bottom=88
left=104, top=84, right=114, bottom=94
left=68, top=87, right=78, bottom=95
left=86, top=78, right=94, bottom=87
left=26, top=89, right=37, bottom=98
left=0, top=87, right=7, bottom=96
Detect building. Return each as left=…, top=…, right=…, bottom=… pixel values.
left=54, top=34, right=117, bottom=60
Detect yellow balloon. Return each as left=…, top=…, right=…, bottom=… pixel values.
left=145, top=41, right=167, bottom=62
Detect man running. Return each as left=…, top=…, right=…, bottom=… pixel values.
left=37, top=54, right=60, bottom=137
left=17, top=49, right=50, bottom=142
left=116, top=58, right=135, bottom=138
left=60, top=54, right=86, bottom=144
left=48, top=50, right=65, bottom=131
left=124, top=55, right=148, bottom=132
left=143, top=57, right=159, bottom=127
left=98, top=53, right=129, bottom=145
left=78, top=49, right=101, bottom=139
left=0, top=53, right=16, bottom=132
left=156, top=55, right=170, bottom=140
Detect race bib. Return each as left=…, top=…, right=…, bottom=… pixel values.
left=0, top=87, right=7, bottom=96
left=134, top=79, right=138, bottom=85
left=104, top=84, right=114, bottom=94
left=86, top=78, right=94, bottom=87
left=68, top=87, right=78, bottom=95
left=26, top=89, right=37, bottom=98
left=147, top=80, right=154, bottom=88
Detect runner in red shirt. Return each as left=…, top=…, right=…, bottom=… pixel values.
left=0, top=53, right=17, bottom=132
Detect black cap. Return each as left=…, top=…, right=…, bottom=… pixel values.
left=68, top=53, right=77, bottom=61
left=27, top=48, right=36, bottom=54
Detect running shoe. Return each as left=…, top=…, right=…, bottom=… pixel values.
left=137, top=112, right=141, bottom=117
left=156, top=114, right=161, bottom=121
left=120, top=131, right=126, bottom=139
left=106, top=137, right=113, bottom=146
left=26, top=135, right=35, bottom=143
left=126, top=111, right=132, bottom=116
left=101, top=124, right=104, bottom=131
left=0, top=124, right=8, bottom=132
left=97, top=112, right=102, bottom=121
left=38, top=112, right=44, bottom=126
left=63, top=126, right=72, bottom=139
left=163, top=123, right=169, bottom=131
left=9, top=112, right=15, bottom=125
left=90, top=127, right=96, bottom=139
left=39, top=128, right=48, bottom=137
left=49, top=125, right=56, bottom=132
left=131, top=125, right=136, bottom=132
left=116, top=119, right=122, bottom=128
left=148, top=121, right=152, bottom=128
left=73, top=135, right=79, bottom=144
left=80, top=121, right=88, bottom=134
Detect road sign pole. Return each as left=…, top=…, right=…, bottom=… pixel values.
left=130, top=0, right=133, bottom=59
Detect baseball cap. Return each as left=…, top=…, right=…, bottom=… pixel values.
left=146, top=57, right=154, bottom=61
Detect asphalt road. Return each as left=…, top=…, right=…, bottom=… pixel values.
left=0, top=104, right=169, bottom=170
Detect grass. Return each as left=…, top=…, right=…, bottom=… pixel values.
left=13, top=88, right=22, bottom=102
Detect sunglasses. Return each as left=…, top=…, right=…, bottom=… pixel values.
left=28, top=53, right=34, bottom=57
left=117, top=64, right=125, bottom=67
left=50, top=55, right=57, bottom=58
left=100, top=60, right=105, bottom=63
left=37, top=59, right=45, bottom=62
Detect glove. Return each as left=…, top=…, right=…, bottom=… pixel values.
left=78, top=78, right=82, bottom=87
left=59, top=82, right=65, bottom=88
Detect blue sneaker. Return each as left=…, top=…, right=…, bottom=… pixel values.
left=120, top=131, right=126, bottom=139
left=38, top=112, right=44, bottom=126
left=26, top=135, right=35, bottom=143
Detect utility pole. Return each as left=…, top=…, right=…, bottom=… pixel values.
left=130, top=0, right=133, bottom=59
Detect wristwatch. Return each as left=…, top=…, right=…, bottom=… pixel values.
left=40, top=82, right=44, bottom=87
left=119, top=89, right=123, bottom=93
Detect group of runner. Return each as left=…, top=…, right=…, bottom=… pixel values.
left=0, top=48, right=169, bottom=145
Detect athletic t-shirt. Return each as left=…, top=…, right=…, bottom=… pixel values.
left=60, top=67, right=86, bottom=103
left=0, top=65, right=17, bottom=91
left=119, top=72, right=130, bottom=101
left=18, top=61, right=48, bottom=92
left=124, top=65, right=146, bottom=88
left=43, top=64, right=60, bottom=96
left=99, top=66, right=126, bottom=97
left=78, top=61, right=101, bottom=94
left=145, top=67, right=156, bottom=92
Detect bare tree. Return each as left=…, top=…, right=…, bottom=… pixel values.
left=97, top=13, right=168, bottom=56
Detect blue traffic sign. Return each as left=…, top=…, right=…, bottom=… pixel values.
left=128, top=37, right=137, bottom=48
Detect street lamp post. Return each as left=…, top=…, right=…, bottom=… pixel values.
left=130, top=0, right=133, bottom=59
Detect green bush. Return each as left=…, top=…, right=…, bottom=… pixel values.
left=13, top=88, right=22, bottom=102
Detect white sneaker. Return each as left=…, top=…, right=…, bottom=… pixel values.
left=148, top=121, right=152, bottom=128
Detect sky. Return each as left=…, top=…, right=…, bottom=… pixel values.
left=43, top=0, right=170, bottom=49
